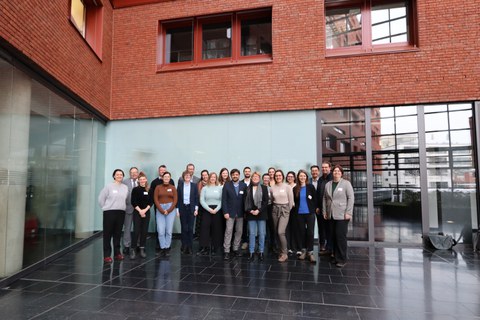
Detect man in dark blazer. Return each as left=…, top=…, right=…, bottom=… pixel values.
left=222, top=168, right=247, bottom=260
left=314, top=162, right=333, bottom=255
left=177, top=171, right=199, bottom=255
left=122, top=166, right=139, bottom=255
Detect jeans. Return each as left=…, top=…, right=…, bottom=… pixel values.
left=248, top=220, right=266, bottom=254
left=156, top=203, right=175, bottom=249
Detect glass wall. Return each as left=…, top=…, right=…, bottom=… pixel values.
left=424, top=104, right=476, bottom=243
left=0, top=56, right=105, bottom=277
left=320, top=108, right=368, bottom=241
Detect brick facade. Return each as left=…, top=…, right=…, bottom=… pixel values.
left=0, top=0, right=114, bottom=118
left=1, top=1, right=479, bottom=121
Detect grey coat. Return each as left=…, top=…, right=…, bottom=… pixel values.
left=322, top=178, right=354, bottom=220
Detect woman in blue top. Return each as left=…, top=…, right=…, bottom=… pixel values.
left=293, top=170, right=317, bottom=263
left=197, top=172, right=223, bottom=256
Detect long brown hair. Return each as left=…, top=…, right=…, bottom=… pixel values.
left=293, top=169, right=309, bottom=198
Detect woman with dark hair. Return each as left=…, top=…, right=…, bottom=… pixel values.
left=293, top=170, right=317, bottom=263
left=98, top=169, right=129, bottom=263
left=154, top=172, right=178, bottom=257
left=197, top=172, right=223, bottom=256
left=323, top=165, right=354, bottom=268
left=270, top=169, right=294, bottom=262
left=130, top=171, right=152, bottom=259
left=194, top=169, right=209, bottom=243
left=267, top=167, right=276, bottom=187
left=218, top=167, right=230, bottom=186
left=245, top=172, right=269, bottom=262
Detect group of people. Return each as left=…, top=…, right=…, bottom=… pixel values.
left=98, top=162, right=354, bottom=268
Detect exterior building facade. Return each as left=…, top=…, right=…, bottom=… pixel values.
left=0, top=0, right=479, bottom=277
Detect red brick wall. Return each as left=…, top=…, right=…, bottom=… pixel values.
left=0, top=1, right=113, bottom=118
left=111, top=0, right=480, bottom=120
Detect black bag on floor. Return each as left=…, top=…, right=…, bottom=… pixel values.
left=426, top=233, right=457, bottom=250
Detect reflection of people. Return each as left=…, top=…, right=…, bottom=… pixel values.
left=177, top=171, right=198, bottom=255
left=270, top=170, right=294, bottom=262
left=98, top=169, right=129, bottom=263
left=293, top=170, right=317, bottom=263
left=153, top=172, right=178, bottom=257
left=130, top=172, right=152, bottom=259
left=323, top=165, right=354, bottom=268
left=245, top=172, right=269, bottom=262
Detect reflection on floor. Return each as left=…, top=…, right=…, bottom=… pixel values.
left=1, top=237, right=480, bottom=320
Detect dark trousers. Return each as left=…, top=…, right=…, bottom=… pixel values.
left=286, top=208, right=299, bottom=252
left=199, top=206, right=224, bottom=248
left=132, top=210, right=150, bottom=249
left=316, top=212, right=328, bottom=249
left=295, top=213, right=315, bottom=252
left=103, top=210, right=125, bottom=257
left=332, top=219, right=349, bottom=263
left=266, top=204, right=276, bottom=247
left=180, top=205, right=195, bottom=248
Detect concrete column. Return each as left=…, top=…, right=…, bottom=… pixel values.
left=0, top=63, right=31, bottom=277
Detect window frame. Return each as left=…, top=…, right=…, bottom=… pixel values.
left=325, top=0, right=417, bottom=57
left=69, top=0, right=104, bottom=59
left=157, top=7, right=272, bottom=72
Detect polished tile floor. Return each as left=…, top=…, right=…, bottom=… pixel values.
left=1, top=238, right=480, bottom=319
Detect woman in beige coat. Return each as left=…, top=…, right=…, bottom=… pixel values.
left=322, top=165, right=354, bottom=268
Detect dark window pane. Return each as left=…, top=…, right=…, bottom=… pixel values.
left=241, top=16, right=272, bottom=56
left=326, top=7, right=362, bottom=48
left=166, top=26, right=193, bottom=63
left=202, top=21, right=232, bottom=60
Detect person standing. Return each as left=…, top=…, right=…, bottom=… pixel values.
left=263, top=173, right=276, bottom=253
left=315, top=162, right=333, bottom=255
left=285, top=171, right=298, bottom=256
left=153, top=172, right=178, bottom=257
left=245, top=172, right=269, bottom=262
left=293, top=170, right=317, bottom=263
left=130, top=172, right=152, bottom=259
left=267, top=167, right=276, bottom=187
left=122, top=167, right=139, bottom=255
left=198, top=172, right=223, bottom=256
left=177, top=171, right=199, bottom=255
left=323, top=165, right=354, bottom=268
left=222, top=169, right=247, bottom=260
left=178, top=163, right=200, bottom=186
left=270, top=170, right=294, bottom=262
left=240, top=166, right=252, bottom=250
left=98, top=169, right=129, bottom=263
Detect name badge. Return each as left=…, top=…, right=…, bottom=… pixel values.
left=280, top=189, right=285, bottom=193
left=167, top=189, right=172, bottom=192
left=239, top=191, right=244, bottom=195
left=214, top=190, right=219, bottom=193
left=112, top=190, right=118, bottom=194
left=308, top=195, right=312, bottom=200
left=338, top=188, right=343, bottom=191
left=144, top=191, right=148, bottom=195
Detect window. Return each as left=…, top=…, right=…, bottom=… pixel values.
left=325, top=0, right=416, bottom=56
left=70, top=0, right=104, bottom=58
left=158, top=8, right=272, bottom=70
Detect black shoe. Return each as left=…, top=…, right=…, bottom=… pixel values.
left=259, top=253, right=264, bottom=261
left=180, top=246, right=185, bottom=254
left=185, top=247, right=192, bottom=255
left=196, top=248, right=206, bottom=256
left=248, top=253, right=255, bottom=262
left=223, top=253, right=230, bottom=261
left=165, top=248, right=171, bottom=257
left=123, top=247, right=130, bottom=255
left=233, top=250, right=242, bottom=257
left=158, top=249, right=166, bottom=257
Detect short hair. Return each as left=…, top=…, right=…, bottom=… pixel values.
left=321, top=161, right=332, bottom=168
left=252, top=171, right=262, bottom=179
left=310, top=165, right=319, bottom=171
left=262, top=173, right=270, bottom=179
left=186, top=163, right=195, bottom=169
left=112, top=169, right=124, bottom=178
left=182, top=170, right=191, bottom=180
left=230, top=168, right=240, bottom=176
left=243, top=166, right=251, bottom=172
left=159, top=164, right=167, bottom=169
left=332, top=165, right=344, bottom=175
left=163, top=171, right=171, bottom=177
